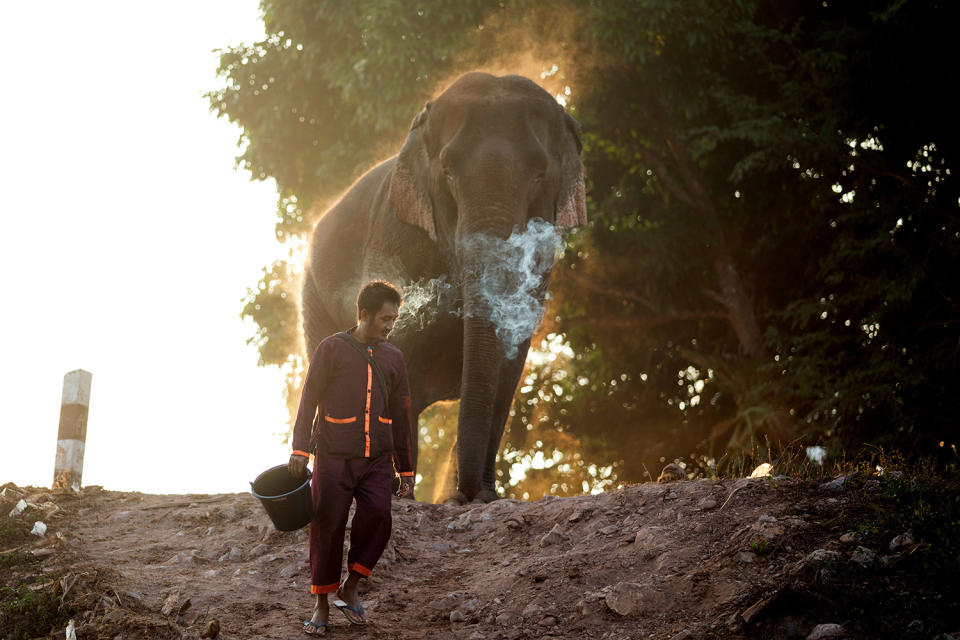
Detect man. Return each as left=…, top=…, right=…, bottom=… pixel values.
left=288, top=280, right=415, bottom=636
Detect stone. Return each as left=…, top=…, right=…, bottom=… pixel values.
left=819, top=474, right=854, bottom=492
left=539, top=524, right=564, bottom=547
left=697, top=497, right=718, bottom=511
left=889, top=530, right=915, bottom=552
left=568, top=508, right=594, bottom=522
left=278, top=565, right=297, bottom=578
left=657, top=464, right=685, bottom=483
left=902, top=619, right=924, bottom=640
left=669, top=632, right=692, bottom=640
left=461, top=598, right=481, bottom=614
left=738, top=551, right=757, bottom=563
left=749, top=463, right=774, bottom=478
left=599, top=524, right=620, bottom=535
left=850, top=546, right=876, bottom=567
left=603, top=582, right=664, bottom=616
left=160, top=592, right=180, bottom=616
left=449, top=610, right=465, bottom=623
left=248, top=543, right=269, bottom=557
left=839, top=532, right=859, bottom=544
left=539, top=615, right=558, bottom=627
left=468, top=632, right=485, bottom=640
left=805, top=623, right=844, bottom=639
left=496, top=613, right=516, bottom=626
left=522, top=603, right=545, bottom=619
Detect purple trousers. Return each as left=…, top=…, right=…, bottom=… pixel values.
left=309, top=455, right=393, bottom=594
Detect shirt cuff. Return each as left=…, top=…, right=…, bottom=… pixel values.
left=292, top=450, right=311, bottom=459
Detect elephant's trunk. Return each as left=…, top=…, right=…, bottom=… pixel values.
left=456, top=313, right=502, bottom=500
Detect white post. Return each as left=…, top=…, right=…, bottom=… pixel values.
left=52, top=369, right=92, bottom=490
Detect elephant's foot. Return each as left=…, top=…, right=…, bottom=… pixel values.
left=443, top=491, right=468, bottom=506
left=475, top=488, right=499, bottom=503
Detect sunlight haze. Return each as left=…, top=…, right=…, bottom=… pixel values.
left=0, top=2, right=293, bottom=493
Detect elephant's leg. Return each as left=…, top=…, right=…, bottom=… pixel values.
left=476, top=340, right=531, bottom=503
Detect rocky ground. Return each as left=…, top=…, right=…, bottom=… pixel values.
left=2, top=471, right=959, bottom=640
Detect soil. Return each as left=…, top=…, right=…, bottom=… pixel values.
left=2, top=474, right=957, bottom=640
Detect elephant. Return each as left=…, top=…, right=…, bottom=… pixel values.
left=301, top=72, right=587, bottom=503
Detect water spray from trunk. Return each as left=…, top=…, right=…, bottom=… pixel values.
left=461, top=218, right=564, bottom=359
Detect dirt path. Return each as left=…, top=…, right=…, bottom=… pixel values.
left=5, top=474, right=952, bottom=639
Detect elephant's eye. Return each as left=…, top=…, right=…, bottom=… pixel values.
left=443, top=169, right=454, bottom=182
left=532, top=173, right=545, bottom=184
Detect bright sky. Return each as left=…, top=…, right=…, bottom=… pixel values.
left=0, top=2, right=295, bottom=494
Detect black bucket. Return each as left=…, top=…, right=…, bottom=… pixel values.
left=250, top=464, right=313, bottom=531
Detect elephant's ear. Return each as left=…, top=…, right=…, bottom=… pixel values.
left=556, top=110, right=587, bottom=232
left=390, top=104, right=437, bottom=241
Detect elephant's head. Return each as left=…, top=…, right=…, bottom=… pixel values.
left=388, top=72, right=587, bottom=500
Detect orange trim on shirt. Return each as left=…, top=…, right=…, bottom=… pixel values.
left=311, top=582, right=340, bottom=595
left=347, top=562, right=371, bottom=578
left=398, top=471, right=415, bottom=477
left=292, top=450, right=311, bottom=458
left=364, top=347, right=372, bottom=458
left=378, top=416, right=392, bottom=424
left=326, top=416, right=357, bottom=424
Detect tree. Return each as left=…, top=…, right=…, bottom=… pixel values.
left=210, top=0, right=960, bottom=497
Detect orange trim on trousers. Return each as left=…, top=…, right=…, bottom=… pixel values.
left=347, top=562, right=371, bottom=578
left=311, top=582, right=340, bottom=595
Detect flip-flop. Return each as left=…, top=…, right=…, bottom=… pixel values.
left=302, top=620, right=327, bottom=636
left=332, top=599, right=365, bottom=625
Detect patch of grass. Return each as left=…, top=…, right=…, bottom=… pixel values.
left=748, top=539, right=772, bottom=555
left=0, top=584, right=64, bottom=640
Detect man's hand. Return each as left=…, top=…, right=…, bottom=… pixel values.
left=396, top=476, right=415, bottom=499
left=288, top=453, right=308, bottom=479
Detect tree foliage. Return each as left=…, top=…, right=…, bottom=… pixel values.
left=210, top=0, right=960, bottom=498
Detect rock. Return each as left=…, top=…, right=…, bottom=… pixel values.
left=449, top=610, right=465, bottom=623
left=741, top=594, right=776, bottom=624
left=889, top=530, right=915, bottom=552
left=750, top=463, right=774, bottom=478
left=575, top=592, right=604, bottom=618
left=468, top=632, right=485, bottom=640
left=279, top=565, right=298, bottom=578
left=850, top=546, right=876, bottom=567
left=839, top=532, right=859, bottom=544
left=496, top=613, right=516, bottom=626
left=428, top=592, right=465, bottom=612
left=738, top=551, right=757, bottom=563
left=568, top=507, right=594, bottom=522
left=604, top=582, right=664, bottom=616
left=806, top=622, right=844, bottom=639
left=599, top=524, right=620, bottom=535
left=820, top=473, right=855, bottom=492
left=539, top=615, right=558, bottom=627
left=461, top=598, right=481, bottom=614
left=697, top=497, right=718, bottom=510
left=657, top=464, right=686, bottom=483
left=160, top=592, right=180, bottom=616
left=522, top=603, right=545, bottom=619
left=200, top=618, right=220, bottom=639
left=758, top=514, right=778, bottom=523
left=30, top=521, right=47, bottom=537
left=505, top=517, right=523, bottom=530
left=248, top=543, right=269, bottom=557
left=902, top=619, right=924, bottom=640
left=539, top=524, right=564, bottom=547
left=669, top=632, right=692, bottom=640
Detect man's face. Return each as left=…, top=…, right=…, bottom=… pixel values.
left=359, top=302, right=399, bottom=343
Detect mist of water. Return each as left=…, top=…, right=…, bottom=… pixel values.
left=396, top=275, right=458, bottom=332
left=461, top=218, right=564, bottom=359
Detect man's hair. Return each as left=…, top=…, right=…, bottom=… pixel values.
left=356, top=280, right=402, bottom=320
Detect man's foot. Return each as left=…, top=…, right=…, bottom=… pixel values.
left=302, top=621, right=326, bottom=636
left=334, top=573, right=366, bottom=624
left=303, top=594, right=329, bottom=635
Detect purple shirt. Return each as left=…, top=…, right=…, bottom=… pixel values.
left=291, top=328, right=414, bottom=475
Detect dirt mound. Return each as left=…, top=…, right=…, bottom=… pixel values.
left=2, top=474, right=958, bottom=639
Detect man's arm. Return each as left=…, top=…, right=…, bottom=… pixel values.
left=288, top=342, right=328, bottom=477
left=389, top=355, right=416, bottom=493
